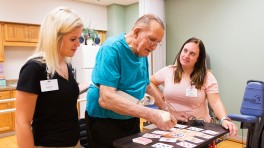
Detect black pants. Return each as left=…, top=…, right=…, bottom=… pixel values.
left=85, top=111, right=140, bottom=148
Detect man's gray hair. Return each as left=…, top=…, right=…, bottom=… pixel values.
left=134, top=14, right=164, bottom=29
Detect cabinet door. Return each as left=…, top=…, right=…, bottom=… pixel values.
left=12, top=90, right=16, bottom=107
left=28, top=26, right=39, bottom=42
left=0, top=23, right=3, bottom=61
left=4, top=24, right=28, bottom=42
left=0, top=91, right=15, bottom=133
left=11, top=90, right=16, bottom=98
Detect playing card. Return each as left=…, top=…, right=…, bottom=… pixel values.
left=171, top=133, right=186, bottom=138
left=195, top=132, right=214, bottom=139
left=152, top=142, right=174, bottom=148
left=159, top=137, right=177, bottom=143
left=142, top=133, right=161, bottom=138
left=175, top=124, right=188, bottom=128
left=187, top=127, right=204, bottom=132
left=203, top=130, right=219, bottom=135
left=202, top=134, right=214, bottom=139
left=185, top=137, right=204, bottom=143
left=132, top=137, right=153, bottom=145
left=152, top=130, right=170, bottom=135
left=176, top=141, right=197, bottom=148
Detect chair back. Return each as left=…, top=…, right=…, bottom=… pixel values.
left=240, top=80, right=264, bottom=117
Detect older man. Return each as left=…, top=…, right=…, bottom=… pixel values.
left=85, top=14, right=177, bottom=148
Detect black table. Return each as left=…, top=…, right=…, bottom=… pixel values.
left=113, top=122, right=228, bottom=148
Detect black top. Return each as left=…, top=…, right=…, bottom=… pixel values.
left=16, top=58, right=80, bottom=147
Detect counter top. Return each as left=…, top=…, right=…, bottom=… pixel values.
left=0, top=85, right=16, bottom=91
left=0, top=79, right=17, bottom=91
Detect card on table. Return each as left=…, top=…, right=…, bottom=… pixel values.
left=152, top=130, right=170, bottom=135
left=185, top=137, right=204, bottom=143
left=187, top=127, right=204, bottom=132
left=151, top=142, right=174, bottom=148
left=203, top=130, right=219, bottom=135
left=142, top=133, right=161, bottom=138
left=159, top=137, right=177, bottom=143
left=132, top=137, right=153, bottom=145
left=176, top=141, right=197, bottom=148
left=195, top=132, right=214, bottom=139
left=175, top=124, right=188, bottom=128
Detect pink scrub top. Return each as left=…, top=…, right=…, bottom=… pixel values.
left=154, top=65, right=219, bottom=122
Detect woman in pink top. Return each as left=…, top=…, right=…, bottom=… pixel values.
left=150, top=37, right=237, bottom=136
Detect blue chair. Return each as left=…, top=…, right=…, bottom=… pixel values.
left=228, top=80, right=264, bottom=148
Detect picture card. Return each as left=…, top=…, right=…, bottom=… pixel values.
left=187, top=127, right=204, bottom=132
left=185, top=137, right=204, bottom=143
left=203, top=130, right=219, bottom=135
left=195, top=132, right=214, bottom=139
left=142, top=133, right=161, bottom=138
left=152, top=130, right=170, bottom=135
left=132, top=137, right=153, bottom=145
left=175, top=124, right=188, bottom=129
left=176, top=141, right=197, bottom=148
left=159, top=137, right=177, bottom=143
left=152, top=142, right=174, bottom=148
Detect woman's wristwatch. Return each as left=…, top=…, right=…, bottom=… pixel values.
left=220, top=115, right=232, bottom=125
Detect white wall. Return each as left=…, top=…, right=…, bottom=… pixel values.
left=0, top=0, right=107, bottom=80
left=0, top=0, right=107, bottom=30
left=4, top=47, right=35, bottom=80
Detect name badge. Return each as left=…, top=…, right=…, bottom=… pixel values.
left=40, top=79, right=59, bottom=92
left=186, top=88, right=197, bottom=97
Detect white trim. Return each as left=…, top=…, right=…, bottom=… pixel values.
left=0, top=98, right=16, bottom=103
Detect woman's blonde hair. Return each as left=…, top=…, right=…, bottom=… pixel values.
left=28, top=6, right=83, bottom=77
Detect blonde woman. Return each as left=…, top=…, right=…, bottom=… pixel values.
left=16, top=7, right=83, bottom=148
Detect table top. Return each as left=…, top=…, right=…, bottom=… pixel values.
left=113, top=122, right=228, bottom=148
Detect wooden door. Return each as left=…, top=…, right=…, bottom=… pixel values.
left=0, top=91, right=15, bottom=133
left=4, top=23, right=28, bottom=42
left=28, top=26, right=39, bottom=42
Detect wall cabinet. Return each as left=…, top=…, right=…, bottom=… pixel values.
left=0, top=90, right=15, bottom=134
left=3, top=23, right=40, bottom=46
left=0, top=22, right=40, bottom=61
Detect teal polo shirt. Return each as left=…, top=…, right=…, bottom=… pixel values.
left=86, top=33, right=150, bottom=119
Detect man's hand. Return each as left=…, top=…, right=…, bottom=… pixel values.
left=148, top=109, right=177, bottom=131
left=170, top=111, right=189, bottom=122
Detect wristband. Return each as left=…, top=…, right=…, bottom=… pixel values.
left=220, top=116, right=232, bottom=125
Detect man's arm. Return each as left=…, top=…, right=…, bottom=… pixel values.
left=149, top=75, right=189, bottom=122
left=145, top=82, right=168, bottom=110
left=98, top=85, right=177, bottom=130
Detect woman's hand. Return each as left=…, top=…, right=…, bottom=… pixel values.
left=222, top=120, right=238, bottom=136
